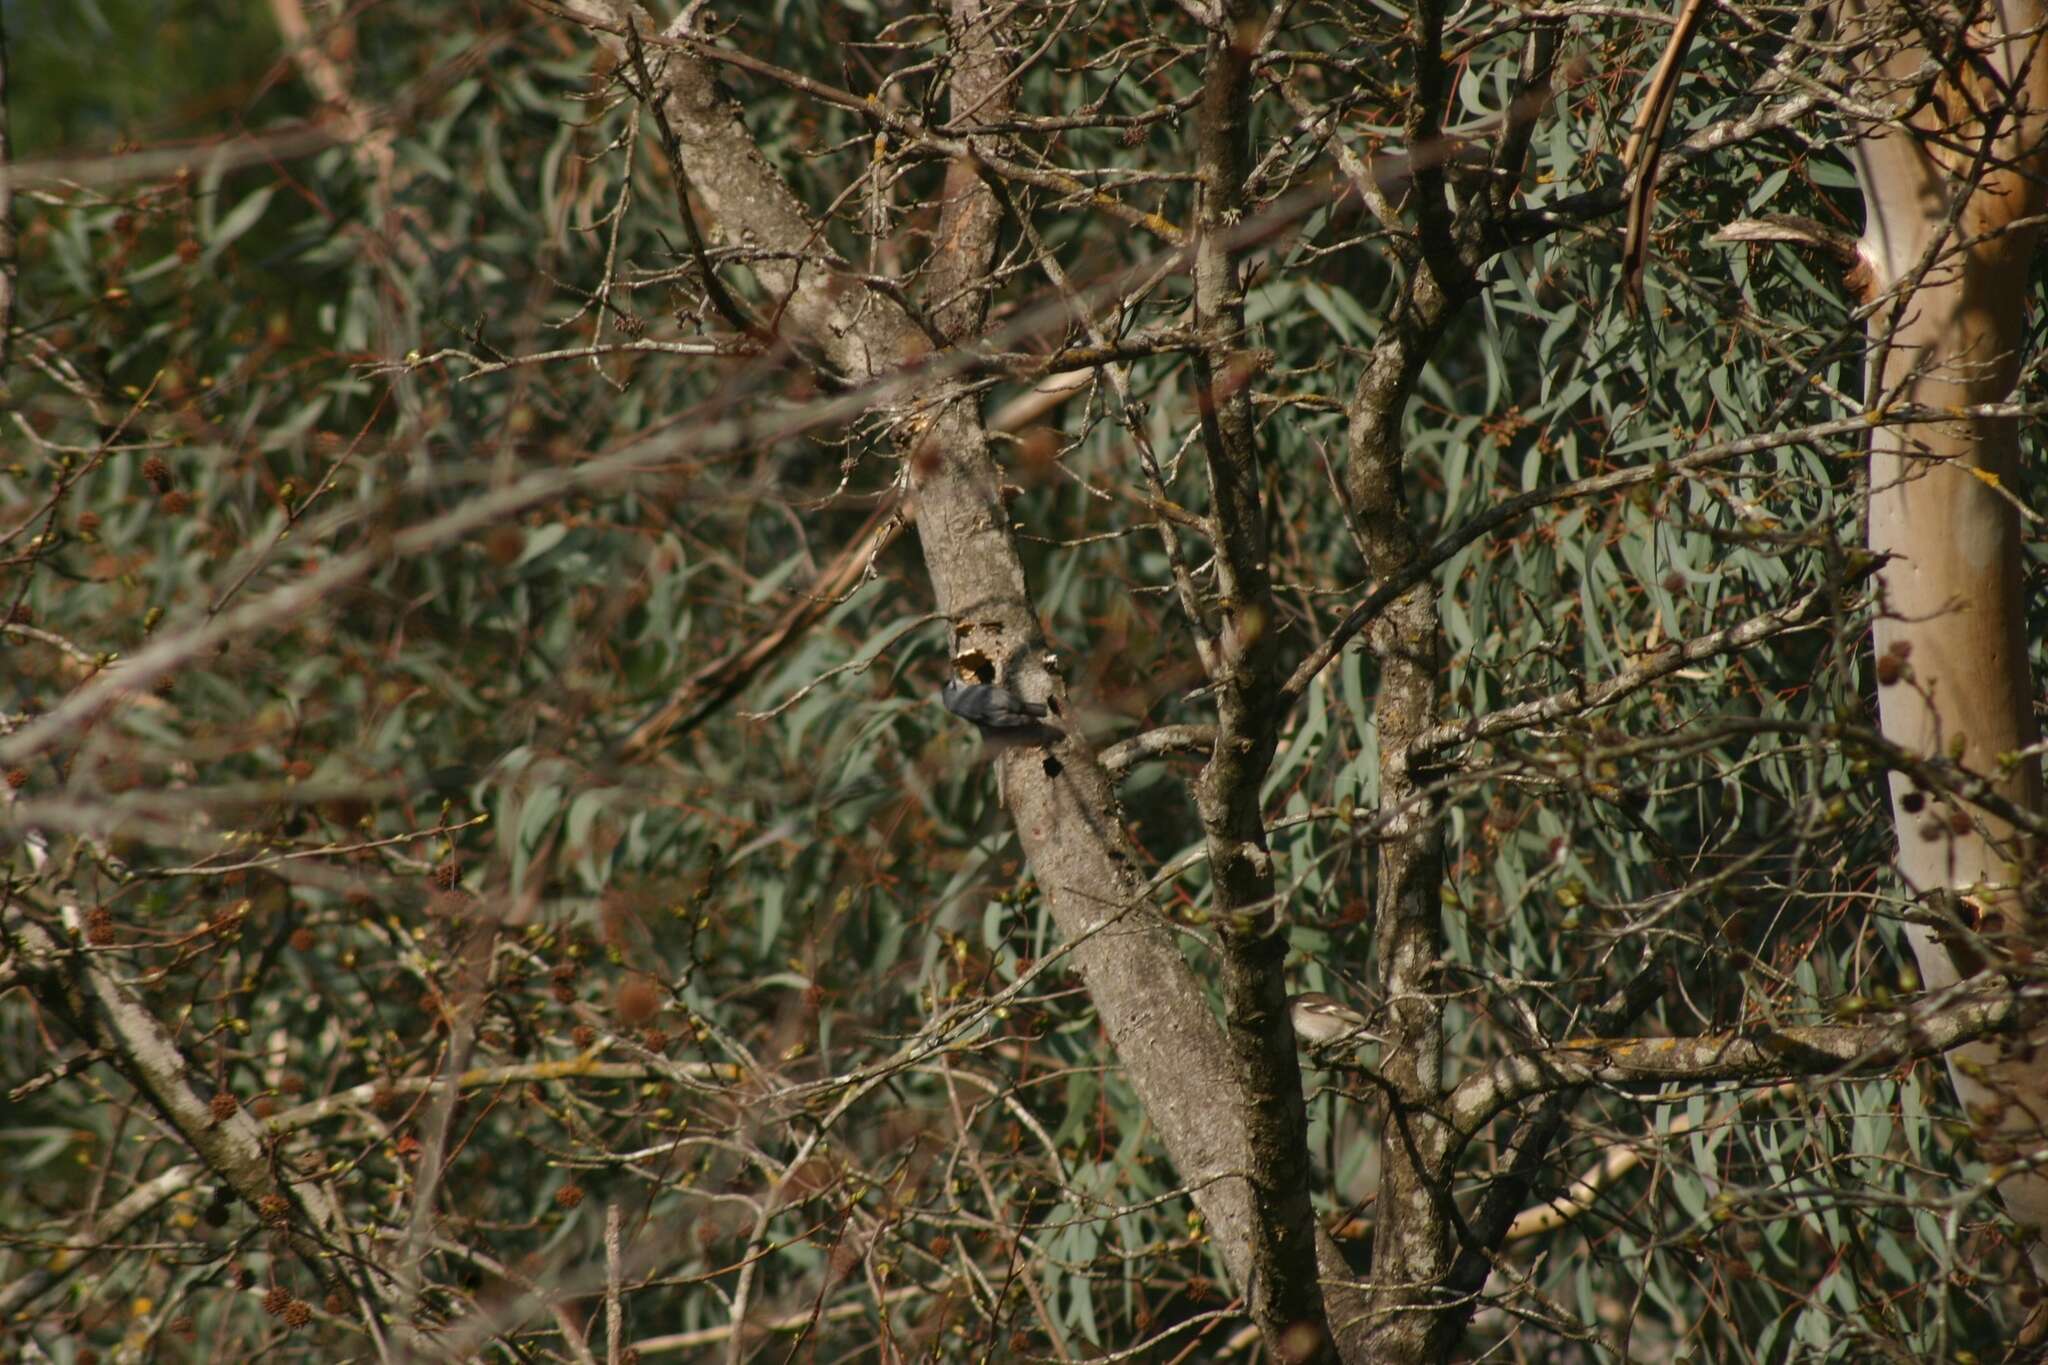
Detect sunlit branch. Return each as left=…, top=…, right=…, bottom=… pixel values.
left=1448, top=981, right=2032, bottom=1134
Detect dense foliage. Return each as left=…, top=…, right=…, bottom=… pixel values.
left=4, top=1, right=2045, bottom=1360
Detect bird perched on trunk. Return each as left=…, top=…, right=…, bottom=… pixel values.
left=941, top=678, right=1058, bottom=738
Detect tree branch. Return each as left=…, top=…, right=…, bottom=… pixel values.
left=1, top=901, right=360, bottom=1307
left=1187, top=4, right=1336, bottom=1355
left=1448, top=981, right=2031, bottom=1134
left=1335, top=0, right=1490, bottom=1352
left=1100, top=724, right=1217, bottom=777
left=1411, top=572, right=1864, bottom=756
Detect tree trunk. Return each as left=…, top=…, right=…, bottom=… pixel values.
left=1845, top=0, right=2048, bottom=1276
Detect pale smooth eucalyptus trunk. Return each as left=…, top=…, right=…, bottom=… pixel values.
left=1844, top=0, right=2048, bottom=1275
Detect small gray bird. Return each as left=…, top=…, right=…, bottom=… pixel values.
left=941, top=678, right=1055, bottom=734
left=1289, top=992, right=1373, bottom=1049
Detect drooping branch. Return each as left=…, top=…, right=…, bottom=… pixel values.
left=1617, top=0, right=1713, bottom=303
left=1504, top=92, right=1822, bottom=247
left=1279, top=401, right=2015, bottom=711
left=1411, top=573, right=1868, bottom=756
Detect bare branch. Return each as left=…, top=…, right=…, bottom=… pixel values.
left=1449, top=981, right=2032, bottom=1133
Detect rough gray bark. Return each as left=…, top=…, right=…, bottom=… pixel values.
left=1343, top=269, right=1460, bottom=1363
left=1187, top=5, right=1332, bottom=1357
left=1330, top=2, right=1476, bottom=1354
